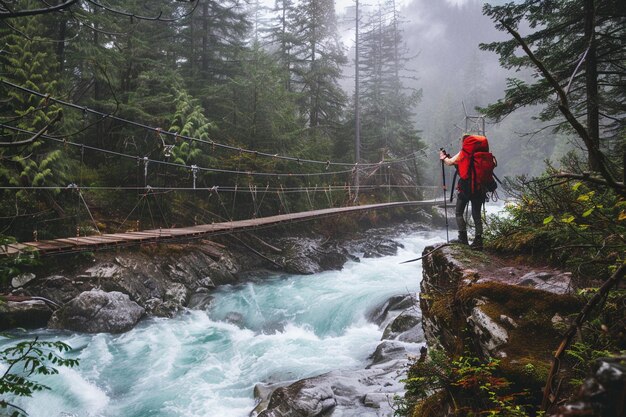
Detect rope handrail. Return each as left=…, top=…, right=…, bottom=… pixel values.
left=0, top=184, right=437, bottom=192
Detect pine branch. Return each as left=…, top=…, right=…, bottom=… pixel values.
left=552, top=172, right=625, bottom=189
left=0, top=0, right=78, bottom=18
left=499, top=20, right=625, bottom=196
left=0, top=112, right=62, bottom=147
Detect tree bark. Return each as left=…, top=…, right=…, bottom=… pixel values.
left=202, top=0, right=209, bottom=77
left=584, top=0, right=601, bottom=172
left=500, top=20, right=624, bottom=195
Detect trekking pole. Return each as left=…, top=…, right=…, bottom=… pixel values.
left=440, top=148, right=450, bottom=243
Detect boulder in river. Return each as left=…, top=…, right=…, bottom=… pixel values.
left=0, top=296, right=53, bottom=330
left=48, top=289, right=144, bottom=333
left=258, top=376, right=337, bottom=417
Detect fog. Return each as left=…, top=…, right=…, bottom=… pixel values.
left=337, top=0, right=575, bottom=182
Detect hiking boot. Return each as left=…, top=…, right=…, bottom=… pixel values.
left=470, top=235, right=483, bottom=251
left=451, top=231, right=468, bottom=245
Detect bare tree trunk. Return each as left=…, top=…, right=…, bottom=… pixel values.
left=202, top=0, right=209, bottom=77
left=584, top=0, right=601, bottom=172
left=56, top=18, right=66, bottom=73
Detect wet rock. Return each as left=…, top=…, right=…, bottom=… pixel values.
left=187, top=293, right=213, bottom=310
left=24, top=275, right=81, bottom=305
left=367, top=294, right=416, bottom=326
left=165, top=283, right=189, bottom=308
left=467, top=306, right=509, bottom=357
left=11, top=272, right=36, bottom=288
left=481, top=267, right=573, bottom=295
left=253, top=382, right=290, bottom=417
left=363, top=238, right=403, bottom=258
left=143, top=283, right=188, bottom=317
left=553, top=357, right=626, bottom=417
left=382, top=307, right=423, bottom=342
left=259, top=377, right=336, bottom=417
left=48, top=289, right=144, bottom=333
left=225, top=311, right=245, bottom=327
left=368, top=340, right=407, bottom=366
left=0, top=298, right=53, bottom=330
left=363, top=392, right=390, bottom=408
left=255, top=357, right=417, bottom=417
left=316, top=249, right=350, bottom=271
left=197, top=276, right=215, bottom=289
left=281, top=238, right=350, bottom=275
left=16, top=241, right=242, bottom=322
left=261, top=320, right=286, bottom=335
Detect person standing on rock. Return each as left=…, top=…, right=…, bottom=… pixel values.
left=439, top=134, right=496, bottom=250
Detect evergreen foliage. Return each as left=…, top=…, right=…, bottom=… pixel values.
left=358, top=0, right=423, bottom=162
left=0, top=5, right=74, bottom=238
left=480, top=0, right=626, bottom=173
left=0, top=0, right=426, bottom=240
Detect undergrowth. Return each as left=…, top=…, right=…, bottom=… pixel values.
left=395, top=349, right=541, bottom=417
left=485, top=156, right=625, bottom=285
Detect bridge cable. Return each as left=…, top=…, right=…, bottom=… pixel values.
left=305, top=187, right=313, bottom=210
left=212, top=187, right=232, bottom=222
left=256, top=184, right=270, bottom=218
left=78, top=188, right=101, bottom=235
left=249, top=183, right=258, bottom=219
left=231, top=152, right=242, bottom=219
left=117, top=194, right=146, bottom=233
left=146, top=191, right=156, bottom=230
left=0, top=123, right=355, bottom=178
left=0, top=79, right=418, bottom=169
left=0, top=184, right=434, bottom=193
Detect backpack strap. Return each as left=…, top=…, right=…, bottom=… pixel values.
left=469, top=152, right=476, bottom=195
left=450, top=169, right=458, bottom=202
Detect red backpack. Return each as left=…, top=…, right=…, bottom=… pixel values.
left=451, top=135, right=498, bottom=200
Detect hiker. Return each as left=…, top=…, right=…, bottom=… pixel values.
left=439, top=134, right=495, bottom=250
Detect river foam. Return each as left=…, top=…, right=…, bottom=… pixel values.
left=1, top=228, right=445, bottom=417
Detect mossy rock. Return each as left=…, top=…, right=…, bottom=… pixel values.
left=499, top=356, right=551, bottom=404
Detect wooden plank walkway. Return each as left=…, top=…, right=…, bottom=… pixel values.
left=0, top=200, right=440, bottom=257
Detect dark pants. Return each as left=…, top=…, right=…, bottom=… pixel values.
left=455, top=193, right=484, bottom=235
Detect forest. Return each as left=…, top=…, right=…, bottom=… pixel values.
left=1, top=0, right=626, bottom=416
left=0, top=0, right=428, bottom=242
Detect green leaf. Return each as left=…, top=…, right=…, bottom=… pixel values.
left=561, top=215, right=575, bottom=224
left=582, top=208, right=594, bottom=217
left=572, top=182, right=582, bottom=191
left=543, top=215, right=554, bottom=225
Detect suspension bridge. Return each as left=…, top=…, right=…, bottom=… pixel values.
left=0, top=199, right=440, bottom=257
left=1, top=79, right=445, bottom=258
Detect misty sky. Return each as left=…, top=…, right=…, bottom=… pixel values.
left=337, top=0, right=509, bottom=126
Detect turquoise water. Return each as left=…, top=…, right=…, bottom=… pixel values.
left=0, top=229, right=444, bottom=417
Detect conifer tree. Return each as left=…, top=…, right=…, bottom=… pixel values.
left=291, top=0, right=347, bottom=139
left=0, top=6, right=72, bottom=237
left=357, top=0, right=422, bottom=162
left=481, top=0, right=625, bottom=177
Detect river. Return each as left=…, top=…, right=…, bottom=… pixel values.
left=1, top=228, right=447, bottom=417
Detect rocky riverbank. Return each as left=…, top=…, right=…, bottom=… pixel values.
left=1, top=215, right=435, bottom=416
left=415, top=244, right=626, bottom=417
left=1, top=217, right=429, bottom=332
left=252, top=293, right=425, bottom=416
